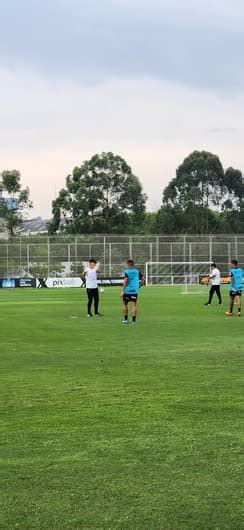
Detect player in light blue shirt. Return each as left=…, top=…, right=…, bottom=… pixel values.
left=121, top=259, right=144, bottom=324
left=226, top=259, right=243, bottom=317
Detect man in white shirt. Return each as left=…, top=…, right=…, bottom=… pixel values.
left=82, top=259, right=102, bottom=317
left=205, top=262, right=222, bottom=306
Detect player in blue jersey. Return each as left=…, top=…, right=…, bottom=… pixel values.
left=121, top=259, right=144, bottom=324
left=226, top=259, right=243, bottom=317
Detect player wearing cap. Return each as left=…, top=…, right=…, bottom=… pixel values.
left=226, top=259, right=243, bottom=317
left=82, top=259, right=102, bottom=317
left=121, top=259, right=144, bottom=325
left=204, top=262, right=222, bottom=306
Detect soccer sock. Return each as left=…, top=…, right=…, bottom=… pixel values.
left=132, top=315, right=136, bottom=322
left=238, top=307, right=241, bottom=313
left=230, top=302, right=234, bottom=313
left=124, top=314, right=128, bottom=321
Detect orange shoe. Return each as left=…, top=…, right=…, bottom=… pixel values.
left=238, top=312, right=241, bottom=317
left=226, top=311, right=233, bottom=317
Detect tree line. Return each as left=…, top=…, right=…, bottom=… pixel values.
left=1, top=150, right=243, bottom=235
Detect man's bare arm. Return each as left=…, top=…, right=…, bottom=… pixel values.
left=123, top=276, right=128, bottom=289
left=140, top=275, right=145, bottom=287
left=120, top=276, right=128, bottom=297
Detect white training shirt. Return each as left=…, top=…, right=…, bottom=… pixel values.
left=84, top=267, right=98, bottom=289
left=210, top=267, right=221, bottom=286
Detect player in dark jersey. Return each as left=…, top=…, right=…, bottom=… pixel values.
left=226, top=259, right=243, bottom=317
left=121, top=259, right=144, bottom=324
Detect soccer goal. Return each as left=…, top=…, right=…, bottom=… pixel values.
left=145, top=261, right=211, bottom=294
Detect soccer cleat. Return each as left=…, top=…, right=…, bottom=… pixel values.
left=122, top=319, right=128, bottom=324
left=95, top=313, right=103, bottom=317
left=131, top=320, right=137, bottom=325
left=204, top=303, right=210, bottom=306
left=87, top=313, right=93, bottom=318
left=226, top=311, right=233, bottom=317
left=238, top=311, right=241, bottom=317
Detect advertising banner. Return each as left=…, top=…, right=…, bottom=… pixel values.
left=36, top=278, right=83, bottom=288
left=17, top=278, right=37, bottom=288
left=0, top=277, right=125, bottom=288
left=199, top=274, right=230, bottom=286
left=0, top=278, right=16, bottom=288
left=0, top=278, right=36, bottom=288
left=97, top=278, right=124, bottom=286
left=37, top=277, right=124, bottom=288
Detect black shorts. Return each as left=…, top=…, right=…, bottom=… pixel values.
left=230, top=290, right=242, bottom=297
left=123, top=293, right=138, bottom=303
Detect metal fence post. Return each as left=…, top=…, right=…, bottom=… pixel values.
left=209, top=236, right=212, bottom=262
left=6, top=244, right=9, bottom=277
left=189, top=242, right=192, bottom=279
left=235, top=235, right=238, bottom=259
left=156, top=236, right=159, bottom=263
left=109, top=243, right=112, bottom=276
left=47, top=237, right=50, bottom=276
left=170, top=242, right=173, bottom=276
left=183, top=235, right=187, bottom=278
left=68, top=244, right=71, bottom=275
left=103, top=236, right=106, bottom=275
left=27, top=244, right=30, bottom=275
left=75, top=236, right=78, bottom=276
left=19, top=237, right=22, bottom=276
left=228, top=242, right=231, bottom=266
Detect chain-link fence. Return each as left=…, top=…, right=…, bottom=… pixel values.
left=0, top=234, right=244, bottom=277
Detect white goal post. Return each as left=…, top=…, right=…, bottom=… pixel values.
left=145, top=261, right=211, bottom=294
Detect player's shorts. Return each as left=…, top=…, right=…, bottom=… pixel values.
left=123, top=293, right=138, bottom=303
left=230, top=290, right=242, bottom=297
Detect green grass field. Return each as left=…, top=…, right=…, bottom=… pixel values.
left=0, top=287, right=243, bottom=530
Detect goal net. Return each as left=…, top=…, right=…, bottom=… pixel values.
left=145, top=261, right=211, bottom=294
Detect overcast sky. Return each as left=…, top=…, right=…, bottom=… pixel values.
left=1, top=0, right=244, bottom=217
